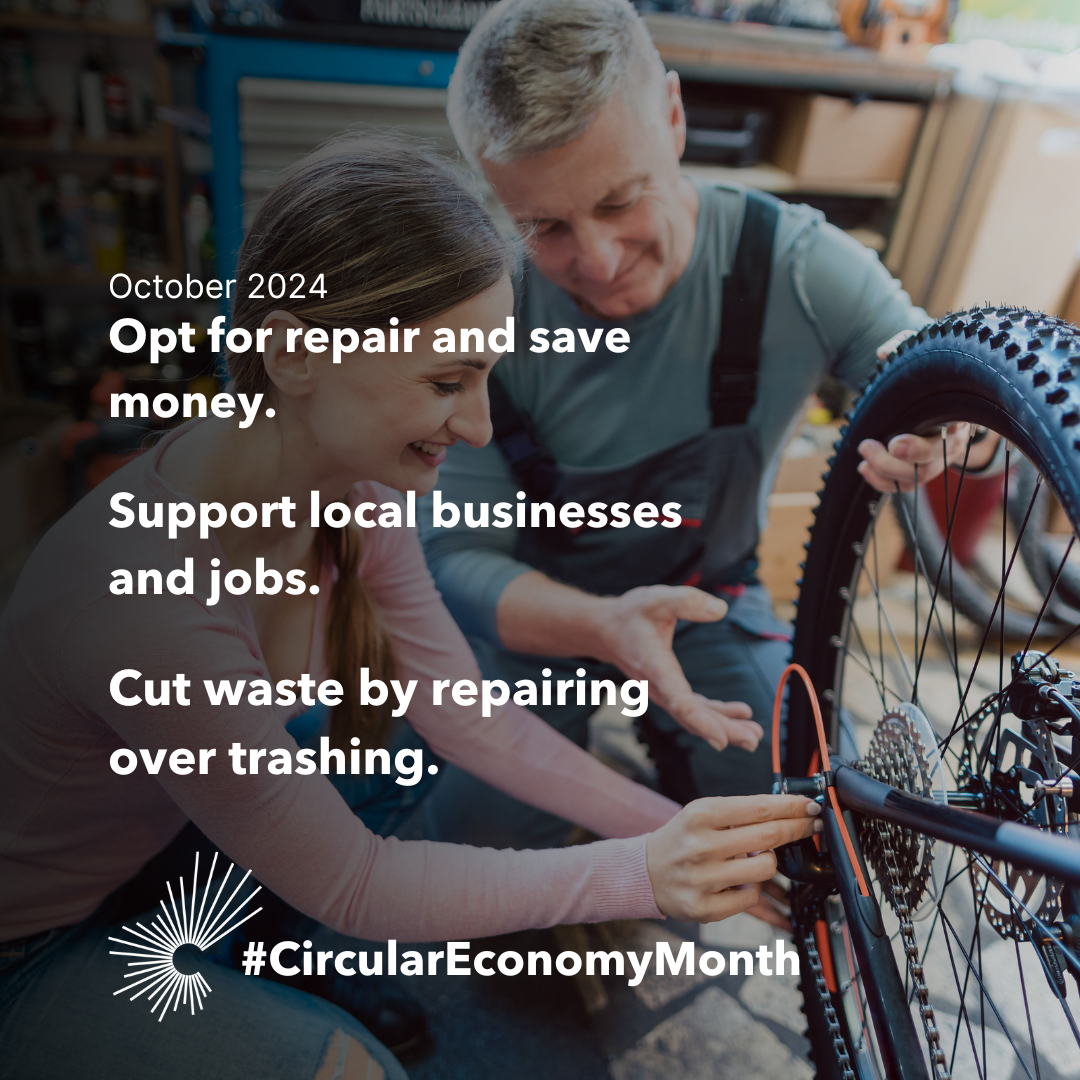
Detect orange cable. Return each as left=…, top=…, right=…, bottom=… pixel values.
left=771, top=663, right=870, bottom=897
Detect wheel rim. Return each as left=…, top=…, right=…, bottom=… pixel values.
left=825, top=431, right=1080, bottom=1080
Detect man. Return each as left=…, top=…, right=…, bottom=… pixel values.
left=420, top=0, right=989, bottom=850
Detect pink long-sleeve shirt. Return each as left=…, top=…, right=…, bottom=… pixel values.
left=0, top=422, right=679, bottom=943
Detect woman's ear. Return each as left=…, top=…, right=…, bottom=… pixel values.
left=261, top=310, right=314, bottom=398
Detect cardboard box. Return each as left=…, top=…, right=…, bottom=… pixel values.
left=758, top=426, right=906, bottom=602
left=758, top=491, right=819, bottom=603
left=0, top=397, right=70, bottom=561
left=758, top=430, right=833, bottom=603
left=895, top=96, right=1080, bottom=317
left=1061, top=266, right=1080, bottom=327
left=772, top=94, right=923, bottom=186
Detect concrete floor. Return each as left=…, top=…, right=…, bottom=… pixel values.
left=338, top=911, right=815, bottom=1080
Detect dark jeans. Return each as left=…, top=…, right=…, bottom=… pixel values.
left=0, top=713, right=437, bottom=1080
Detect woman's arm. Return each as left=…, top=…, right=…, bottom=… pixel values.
left=56, top=575, right=816, bottom=944
left=60, top=592, right=663, bottom=941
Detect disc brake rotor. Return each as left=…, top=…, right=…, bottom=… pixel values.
left=858, top=704, right=945, bottom=915
left=967, top=712, right=1067, bottom=940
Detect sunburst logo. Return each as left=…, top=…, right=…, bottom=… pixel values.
left=109, top=852, right=262, bottom=1020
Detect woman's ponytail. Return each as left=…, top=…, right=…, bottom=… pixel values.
left=320, top=522, right=395, bottom=752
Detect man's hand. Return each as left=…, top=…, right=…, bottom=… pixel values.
left=646, top=794, right=822, bottom=923
left=589, top=584, right=763, bottom=752
left=857, top=422, right=976, bottom=493
left=496, top=573, right=761, bottom=751
left=856, top=330, right=999, bottom=492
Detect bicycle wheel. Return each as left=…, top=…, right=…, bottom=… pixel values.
left=788, top=307, right=1080, bottom=1080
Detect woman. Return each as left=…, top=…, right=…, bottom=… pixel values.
left=0, top=135, right=819, bottom=1080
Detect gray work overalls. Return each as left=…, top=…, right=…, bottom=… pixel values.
left=425, top=192, right=792, bottom=850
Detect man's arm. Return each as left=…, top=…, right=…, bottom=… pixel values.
left=421, top=440, right=763, bottom=752
left=794, top=224, right=999, bottom=489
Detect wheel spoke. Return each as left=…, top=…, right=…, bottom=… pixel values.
left=939, top=905, right=1037, bottom=1080
left=970, top=853, right=1080, bottom=1007
left=831, top=638, right=907, bottom=710
left=945, top=431, right=966, bottom=718
left=891, top=483, right=965, bottom=711
left=937, top=470, right=1050, bottom=758
left=912, top=430, right=977, bottom=701
left=937, top=606, right=1080, bottom=767
left=1013, top=933, right=1043, bottom=1080
left=847, top=612, right=890, bottom=711
left=855, top=554, right=915, bottom=698
left=872, top=499, right=888, bottom=703
left=796, top=311, right=1080, bottom=1080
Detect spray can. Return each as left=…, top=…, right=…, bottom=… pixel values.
left=90, top=185, right=124, bottom=274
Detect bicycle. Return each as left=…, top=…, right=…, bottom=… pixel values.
left=777, top=307, right=1080, bottom=1080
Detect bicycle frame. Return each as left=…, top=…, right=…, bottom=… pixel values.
left=811, top=761, right=1080, bottom=1080
left=833, top=764, right=1080, bottom=887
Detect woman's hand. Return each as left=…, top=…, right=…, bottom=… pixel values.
left=590, top=585, right=763, bottom=753
left=645, top=794, right=822, bottom=923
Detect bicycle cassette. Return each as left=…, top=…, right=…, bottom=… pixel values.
left=857, top=704, right=946, bottom=915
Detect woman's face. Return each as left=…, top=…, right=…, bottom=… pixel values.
left=292, top=276, right=514, bottom=495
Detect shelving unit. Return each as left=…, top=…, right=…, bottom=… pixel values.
left=5, top=133, right=172, bottom=156
left=196, top=12, right=954, bottom=282
left=646, top=13, right=953, bottom=268
left=680, top=161, right=902, bottom=200
left=645, top=14, right=948, bottom=100
left=203, top=30, right=455, bottom=283
left=0, top=10, right=187, bottom=402
left=0, top=15, right=184, bottom=281
left=0, top=12, right=153, bottom=36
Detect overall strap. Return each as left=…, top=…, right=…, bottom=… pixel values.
left=487, top=371, right=562, bottom=503
left=709, top=189, right=781, bottom=428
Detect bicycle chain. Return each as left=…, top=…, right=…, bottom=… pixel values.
left=803, top=920, right=856, bottom=1080
left=871, top=815, right=952, bottom=1080
left=806, top=811, right=951, bottom=1080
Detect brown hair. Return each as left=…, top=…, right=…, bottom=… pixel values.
left=228, top=133, right=514, bottom=751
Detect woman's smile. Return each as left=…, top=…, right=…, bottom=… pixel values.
left=409, top=439, right=451, bottom=467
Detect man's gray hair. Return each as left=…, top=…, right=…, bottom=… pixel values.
left=448, top=0, right=667, bottom=167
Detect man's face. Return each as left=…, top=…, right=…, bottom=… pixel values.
left=480, top=73, right=699, bottom=320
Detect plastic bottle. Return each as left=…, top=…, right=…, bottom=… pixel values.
left=110, top=158, right=135, bottom=259
left=30, top=166, right=61, bottom=274
left=103, top=71, right=130, bottom=136
left=90, top=185, right=124, bottom=274
left=130, top=160, right=163, bottom=266
left=182, top=183, right=212, bottom=280
left=79, top=53, right=107, bottom=142
left=1, top=30, right=51, bottom=137
left=57, top=172, right=90, bottom=272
